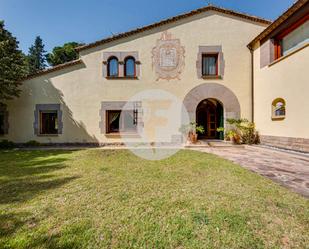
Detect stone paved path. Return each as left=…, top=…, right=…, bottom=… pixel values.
left=191, top=145, right=309, bottom=198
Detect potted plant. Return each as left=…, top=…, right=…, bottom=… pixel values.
left=180, top=122, right=205, bottom=144
left=188, top=122, right=205, bottom=144
left=216, top=127, right=225, bottom=140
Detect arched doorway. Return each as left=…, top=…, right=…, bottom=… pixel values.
left=182, top=83, right=241, bottom=140
left=196, top=99, right=223, bottom=139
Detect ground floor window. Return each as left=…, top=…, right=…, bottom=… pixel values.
left=34, top=104, right=62, bottom=136
left=0, top=105, right=8, bottom=135
left=106, top=110, right=137, bottom=133
left=40, top=110, right=58, bottom=135
left=272, top=98, right=286, bottom=120
left=0, top=112, right=5, bottom=135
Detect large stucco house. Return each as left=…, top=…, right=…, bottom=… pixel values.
left=1, top=1, right=308, bottom=152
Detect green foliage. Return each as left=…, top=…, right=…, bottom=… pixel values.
left=27, top=36, right=47, bottom=74
left=179, top=122, right=205, bottom=135
left=216, top=127, right=224, bottom=133
left=226, top=119, right=260, bottom=145
left=0, top=21, right=27, bottom=103
left=24, top=140, right=41, bottom=147
left=47, top=42, right=83, bottom=66
left=0, top=139, right=15, bottom=149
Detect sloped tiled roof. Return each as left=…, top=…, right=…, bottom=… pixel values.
left=23, top=5, right=271, bottom=80
left=76, top=5, right=271, bottom=52
left=23, top=59, right=83, bottom=81
left=248, top=0, right=308, bottom=48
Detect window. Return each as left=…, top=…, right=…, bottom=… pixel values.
left=103, top=52, right=139, bottom=79
left=0, top=112, right=5, bottom=135
left=39, top=110, right=58, bottom=135
left=0, top=105, right=8, bottom=135
left=106, top=110, right=137, bottom=133
left=107, top=57, right=119, bottom=77
left=274, top=15, right=309, bottom=59
left=272, top=98, right=286, bottom=120
left=124, top=57, right=136, bottom=77
left=202, top=54, right=218, bottom=76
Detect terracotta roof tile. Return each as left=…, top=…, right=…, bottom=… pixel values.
left=23, top=59, right=83, bottom=81
left=248, top=0, right=308, bottom=48
left=76, top=5, right=271, bottom=52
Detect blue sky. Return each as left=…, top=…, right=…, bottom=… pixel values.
left=0, top=0, right=294, bottom=54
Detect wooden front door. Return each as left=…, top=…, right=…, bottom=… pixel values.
left=207, top=106, right=217, bottom=138
left=196, top=100, right=217, bottom=139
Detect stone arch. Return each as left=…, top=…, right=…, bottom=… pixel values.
left=183, top=83, right=241, bottom=124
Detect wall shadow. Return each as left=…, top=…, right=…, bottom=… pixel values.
left=22, top=63, right=100, bottom=145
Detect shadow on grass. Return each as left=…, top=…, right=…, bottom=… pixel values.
left=0, top=212, right=33, bottom=238
left=0, top=150, right=79, bottom=204
left=0, top=214, right=92, bottom=249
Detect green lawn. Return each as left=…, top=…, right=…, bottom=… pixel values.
left=0, top=149, right=308, bottom=249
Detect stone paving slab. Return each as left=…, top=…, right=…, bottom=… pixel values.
left=190, top=145, right=309, bottom=198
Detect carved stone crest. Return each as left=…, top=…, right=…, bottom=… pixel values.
left=152, top=31, right=185, bottom=81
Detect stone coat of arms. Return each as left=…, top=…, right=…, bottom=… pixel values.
left=152, top=31, right=185, bottom=81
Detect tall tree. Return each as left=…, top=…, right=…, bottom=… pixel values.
left=0, top=21, right=27, bottom=103
left=47, top=42, right=83, bottom=66
left=27, top=36, right=47, bottom=74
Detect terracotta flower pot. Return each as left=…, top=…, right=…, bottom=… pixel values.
left=188, top=132, right=198, bottom=144
left=232, top=134, right=241, bottom=144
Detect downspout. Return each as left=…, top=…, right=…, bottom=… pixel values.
left=248, top=46, right=254, bottom=123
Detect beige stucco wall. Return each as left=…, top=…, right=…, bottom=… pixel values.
left=254, top=45, right=309, bottom=139
left=4, top=11, right=267, bottom=143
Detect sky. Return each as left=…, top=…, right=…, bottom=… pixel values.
left=0, top=0, right=295, bottom=54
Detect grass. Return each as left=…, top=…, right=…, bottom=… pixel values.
left=0, top=149, right=308, bottom=249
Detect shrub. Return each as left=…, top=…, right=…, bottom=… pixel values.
left=0, top=139, right=15, bottom=149
left=25, top=140, right=41, bottom=147
left=226, top=119, right=260, bottom=145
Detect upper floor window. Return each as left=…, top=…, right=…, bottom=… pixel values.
left=274, top=14, right=309, bottom=59
left=272, top=98, right=286, bottom=120
left=124, top=57, right=136, bottom=77
left=103, top=52, right=140, bottom=79
left=202, top=54, right=218, bottom=76
left=107, top=57, right=119, bottom=77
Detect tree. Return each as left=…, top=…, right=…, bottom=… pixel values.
left=0, top=21, right=27, bottom=103
left=27, top=36, right=47, bottom=74
left=47, top=42, right=83, bottom=66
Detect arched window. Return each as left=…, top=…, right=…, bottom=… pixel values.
left=124, top=57, right=136, bottom=77
left=107, top=57, right=119, bottom=77
left=272, top=98, right=286, bottom=120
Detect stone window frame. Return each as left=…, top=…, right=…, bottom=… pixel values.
left=271, top=98, right=286, bottom=121
left=103, top=52, right=141, bottom=79
left=0, top=104, right=9, bottom=135
left=99, top=101, right=143, bottom=135
left=34, top=104, right=63, bottom=136
left=197, top=46, right=225, bottom=79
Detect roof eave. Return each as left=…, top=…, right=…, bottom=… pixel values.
left=22, top=59, right=83, bottom=81
left=76, top=5, right=271, bottom=52
left=248, top=0, right=308, bottom=49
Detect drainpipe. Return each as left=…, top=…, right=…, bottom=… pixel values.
left=249, top=46, right=254, bottom=123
